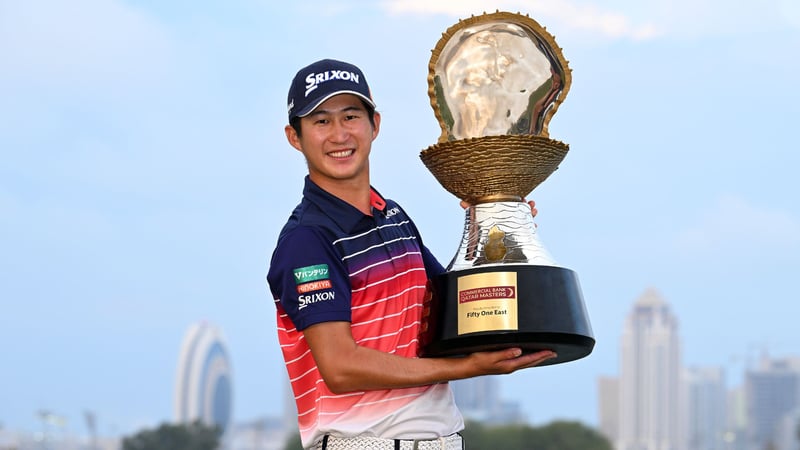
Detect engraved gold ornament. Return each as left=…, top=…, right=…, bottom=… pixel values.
left=420, top=11, right=572, bottom=204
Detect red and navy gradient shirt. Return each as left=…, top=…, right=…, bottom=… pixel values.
left=266, top=176, right=461, bottom=447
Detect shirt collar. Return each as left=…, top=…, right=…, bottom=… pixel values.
left=302, top=176, right=388, bottom=232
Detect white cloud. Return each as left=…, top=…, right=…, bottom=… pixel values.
left=380, top=0, right=661, bottom=41
left=381, top=0, right=798, bottom=41
left=674, top=195, right=800, bottom=255
left=634, top=0, right=797, bottom=38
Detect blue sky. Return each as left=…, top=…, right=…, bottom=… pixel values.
left=2, top=0, right=799, bottom=439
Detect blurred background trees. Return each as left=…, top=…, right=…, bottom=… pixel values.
left=122, top=421, right=221, bottom=450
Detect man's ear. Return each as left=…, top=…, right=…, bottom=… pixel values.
left=285, top=124, right=303, bottom=151
left=372, top=111, right=381, bottom=141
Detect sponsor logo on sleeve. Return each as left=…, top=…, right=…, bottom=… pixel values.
left=293, top=264, right=329, bottom=284
left=293, top=264, right=334, bottom=309
left=297, top=279, right=332, bottom=293
left=298, top=290, right=335, bottom=310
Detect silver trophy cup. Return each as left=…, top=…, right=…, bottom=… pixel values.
left=419, top=11, right=594, bottom=366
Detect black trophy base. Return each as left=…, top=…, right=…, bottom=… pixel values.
left=420, top=265, right=595, bottom=366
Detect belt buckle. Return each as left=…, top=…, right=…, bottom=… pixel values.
left=407, top=437, right=446, bottom=450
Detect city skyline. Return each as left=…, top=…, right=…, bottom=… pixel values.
left=599, top=291, right=800, bottom=450
left=2, top=287, right=796, bottom=446
left=2, top=0, right=799, bottom=440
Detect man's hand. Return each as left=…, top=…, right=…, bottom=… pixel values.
left=463, top=347, right=557, bottom=374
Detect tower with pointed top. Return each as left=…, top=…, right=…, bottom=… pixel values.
left=618, top=288, right=683, bottom=450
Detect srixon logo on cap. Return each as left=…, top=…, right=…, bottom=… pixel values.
left=304, top=70, right=361, bottom=97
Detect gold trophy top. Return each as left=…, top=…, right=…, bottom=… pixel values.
left=421, top=11, right=573, bottom=204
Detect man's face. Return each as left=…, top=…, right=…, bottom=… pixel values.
left=285, top=94, right=380, bottom=188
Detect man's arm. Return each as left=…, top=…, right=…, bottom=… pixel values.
left=304, top=321, right=556, bottom=394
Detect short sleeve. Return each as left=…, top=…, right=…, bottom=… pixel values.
left=267, top=226, right=352, bottom=330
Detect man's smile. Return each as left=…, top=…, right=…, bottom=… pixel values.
left=328, top=149, right=354, bottom=158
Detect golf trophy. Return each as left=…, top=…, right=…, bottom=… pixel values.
left=419, top=11, right=594, bottom=366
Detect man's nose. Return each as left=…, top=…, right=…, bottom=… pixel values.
left=329, top=120, right=350, bottom=141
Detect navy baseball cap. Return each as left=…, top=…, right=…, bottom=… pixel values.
left=287, top=59, right=376, bottom=121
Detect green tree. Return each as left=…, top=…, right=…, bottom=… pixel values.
left=283, top=432, right=303, bottom=450
left=121, top=420, right=221, bottom=450
left=530, top=420, right=613, bottom=450
left=461, top=420, right=612, bottom=450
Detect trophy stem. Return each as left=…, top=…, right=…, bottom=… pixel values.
left=448, top=201, right=559, bottom=271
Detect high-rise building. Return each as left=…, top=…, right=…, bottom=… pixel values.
left=775, top=407, right=800, bottom=450
left=451, top=376, right=525, bottom=424
left=174, top=321, right=234, bottom=435
left=618, top=288, right=683, bottom=450
left=685, top=366, right=727, bottom=450
left=724, top=385, right=748, bottom=450
left=597, top=375, right=619, bottom=443
left=745, top=356, right=800, bottom=449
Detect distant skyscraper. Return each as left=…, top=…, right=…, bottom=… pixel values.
left=775, top=407, right=800, bottom=450
left=618, top=288, right=683, bottom=450
left=451, top=376, right=525, bottom=424
left=685, top=366, right=727, bottom=450
left=597, top=375, right=619, bottom=443
left=745, top=356, right=800, bottom=449
left=724, top=385, right=748, bottom=450
left=174, top=321, right=234, bottom=434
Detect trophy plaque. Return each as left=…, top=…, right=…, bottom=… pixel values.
left=419, top=11, right=594, bottom=366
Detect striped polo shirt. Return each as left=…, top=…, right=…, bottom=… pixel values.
left=267, top=177, right=463, bottom=448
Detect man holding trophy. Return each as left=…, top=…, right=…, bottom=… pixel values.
left=266, top=11, right=591, bottom=450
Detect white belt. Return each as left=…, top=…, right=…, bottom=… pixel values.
left=317, top=433, right=463, bottom=450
